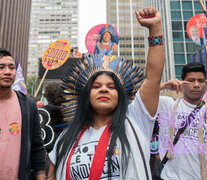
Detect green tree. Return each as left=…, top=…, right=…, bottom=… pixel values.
left=26, top=75, right=42, bottom=100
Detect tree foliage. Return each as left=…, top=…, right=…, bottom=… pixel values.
left=26, top=75, right=42, bottom=100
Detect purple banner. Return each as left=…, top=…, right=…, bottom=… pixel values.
left=204, top=46, right=207, bottom=69
left=191, top=54, right=195, bottom=62
left=197, top=50, right=202, bottom=63
left=12, top=57, right=27, bottom=94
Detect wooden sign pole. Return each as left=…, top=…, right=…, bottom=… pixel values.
left=34, top=39, right=70, bottom=98
left=34, top=69, right=49, bottom=98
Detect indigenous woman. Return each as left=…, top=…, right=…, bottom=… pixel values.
left=48, top=7, right=164, bottom=180
left=94, top=30, right=118, bottom=56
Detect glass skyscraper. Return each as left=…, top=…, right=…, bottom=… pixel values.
left=144, top=0, right=206, bottom=81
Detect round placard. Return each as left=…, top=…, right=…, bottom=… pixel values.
left=186, top=14, right=207, bottom=45
left=85, top=24, right=119, bottom=54
left=41, top=39, right=71, bottom=70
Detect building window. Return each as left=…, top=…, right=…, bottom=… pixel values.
left=172, top=21, right=182, bottom=30
left=175, top=65, right=184, bottom=76
left=171, top=11, right=181, bottom=20
left=174, top=43, right=184, bottom=52
left=195, top=11, right=204, bottom=15
left=134, top=60, right=139, bottom=64
left=170, top=1, right=180, bottom=9
left=174, top=54, right=185, bottom=64
left=183, top=11, right=193, bottom=20
left=184, top=21, right=188, bottom=31
left=186, top=43, right=196, bottom=53
left=187, top=54, right=193, bottom=63
left=182, top=1, right=192, bottom=10
left=194, top=2, right=203, bottom=10
left=134, top=44, right=144, bottom=48
left=173, top=32, right=183, bottom=41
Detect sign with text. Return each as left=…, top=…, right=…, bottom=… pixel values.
left=42, top=39, right=70, bottom=70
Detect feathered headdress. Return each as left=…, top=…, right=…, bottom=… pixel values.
left=61, top=54, right=145, bottom=121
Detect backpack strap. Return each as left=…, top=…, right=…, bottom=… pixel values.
left=166, top=96, right=182, bottom=160
left=126, top=116, right=150, bottom=180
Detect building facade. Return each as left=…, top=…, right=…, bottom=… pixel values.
left=28, top=0, right=79, bottom=77
left=0, top=0, right=32, bottom=78
left=106, top=0, right=145, bottom=69
left=144, top=0, right=206, bottom=81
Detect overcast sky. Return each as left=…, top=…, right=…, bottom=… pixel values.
left=79, top=0, right=106, bottom=53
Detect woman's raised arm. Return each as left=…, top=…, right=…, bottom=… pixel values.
left=137, top=7, right=164, bottom=117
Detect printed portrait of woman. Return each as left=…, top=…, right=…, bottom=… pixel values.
left=94, top=24, right=118, bottom=56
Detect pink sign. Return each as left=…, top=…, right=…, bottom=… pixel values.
left=85, top=24, right=119, bottom=54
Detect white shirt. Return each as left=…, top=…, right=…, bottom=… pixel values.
left=49, top=91, right=156, bottom=180
left=158, top=96, right=207, bottom=180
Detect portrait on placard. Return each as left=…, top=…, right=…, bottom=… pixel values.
left=85, top=24, right=119, bottom=56
left=187, top=13, right=207, bottom=46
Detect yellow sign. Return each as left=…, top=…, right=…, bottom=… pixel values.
left=42, top=39, right=71, bottom=70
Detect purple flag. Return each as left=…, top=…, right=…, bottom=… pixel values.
left=204, top=44, right=207, bottom=68
left=203, top=25, right=207, bottom=68
left=191, top=54, right=195, bottom=62
left=12, top=57, right=27, bottom=94
left=197, top=50, right=202, bottom=63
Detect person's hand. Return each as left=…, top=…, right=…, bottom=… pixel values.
left=135, top=7, right=162, bottom=36
left=161, top=79, right=191, bottom=94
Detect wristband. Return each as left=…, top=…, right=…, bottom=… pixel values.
left=148, top=35, right=164, bottom=47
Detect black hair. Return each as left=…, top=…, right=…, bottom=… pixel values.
left=100, top=31, right=115, bottom=42
left=0, top=48, right=12, bottom=58
left=181, top=62, right=206, bottom=80
left=56, top=71, right=130, bottom=178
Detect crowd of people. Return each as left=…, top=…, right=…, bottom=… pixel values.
left=0, top=6, right=207, bottom=180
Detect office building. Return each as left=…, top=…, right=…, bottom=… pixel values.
left=144, top=0, right=206, bottom=81
left=106, top=0, right=146, bottom=69
left=0, top=0, right=32, bottom=78
left=28, top=0, right=79, bottom=77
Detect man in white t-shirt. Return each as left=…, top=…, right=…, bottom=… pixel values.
left=158, top=62, right=207, bottom=180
